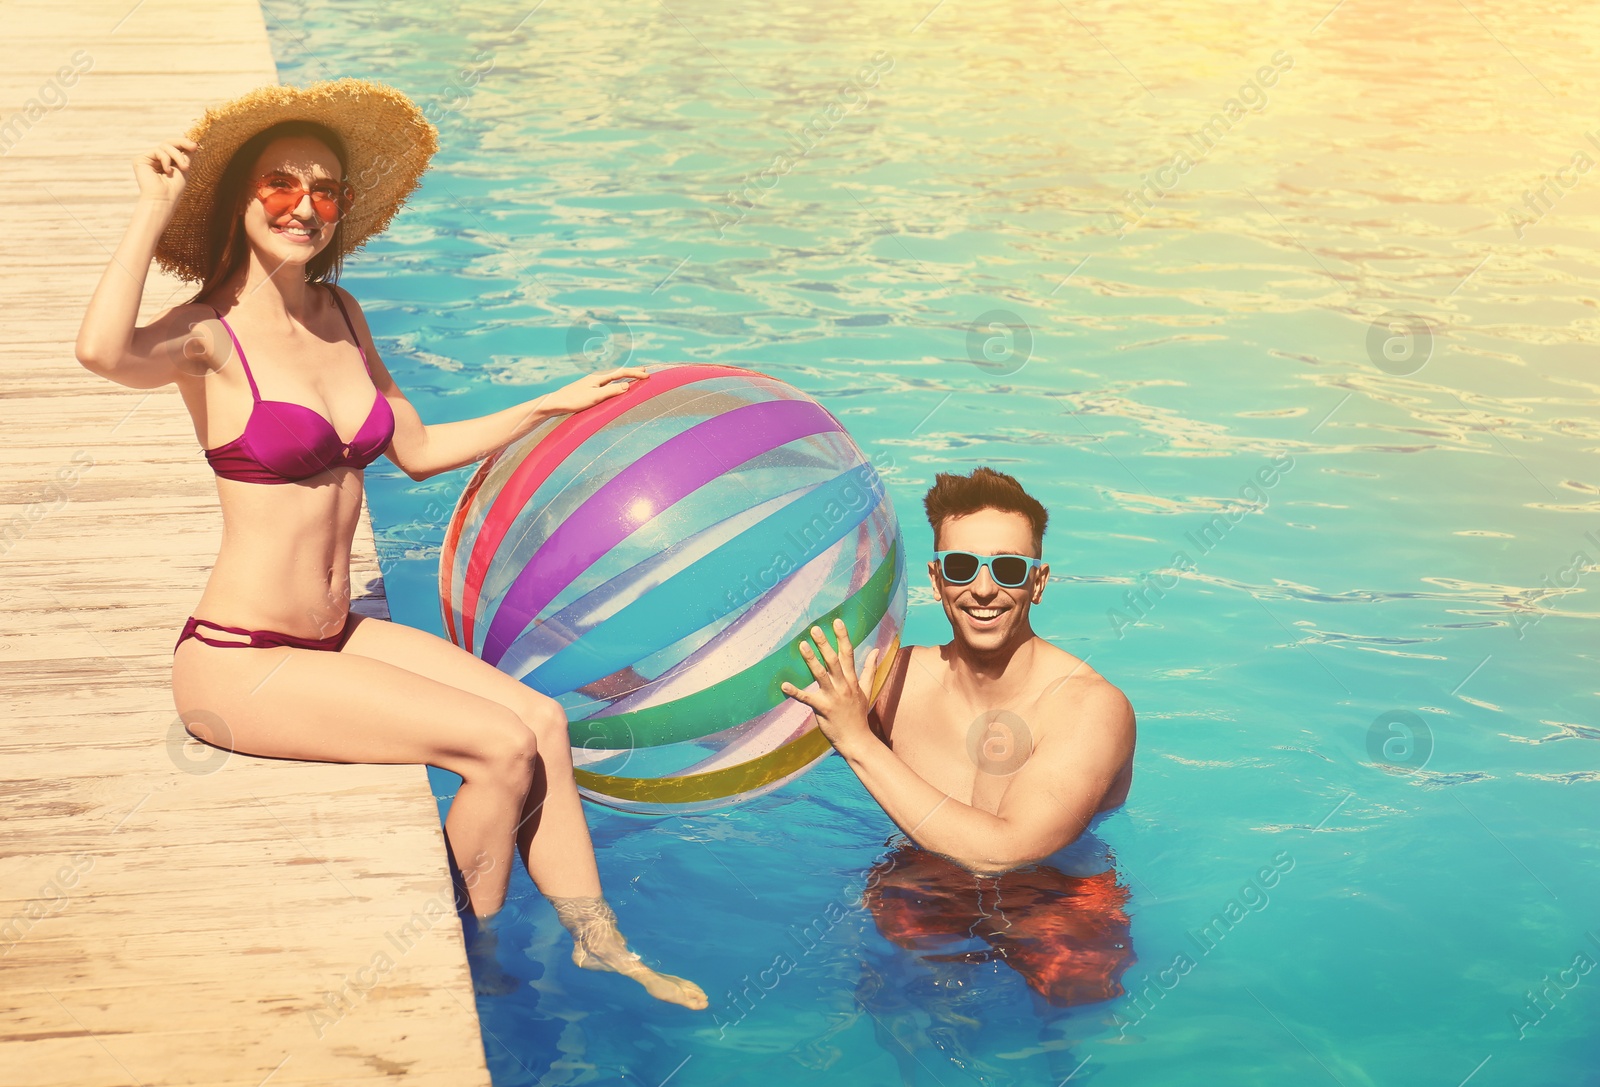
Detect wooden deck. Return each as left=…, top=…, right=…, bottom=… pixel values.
left=0, top=3, right=492, bottom=1084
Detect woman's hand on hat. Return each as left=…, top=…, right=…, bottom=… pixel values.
left=538, top=367, right=650, bottom=417
left=133, top=137, right=198, bottom=205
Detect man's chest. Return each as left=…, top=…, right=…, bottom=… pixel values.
left=883, top=687, right=1035, bottom=815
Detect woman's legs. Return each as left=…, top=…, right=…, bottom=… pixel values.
left=183, top=613, right=706, bottom=1009
left=172, top=628, right=539, bottom=912
left=333, top=615, right=706, bottom=1009
left=336, top=614, right=600, bottom=898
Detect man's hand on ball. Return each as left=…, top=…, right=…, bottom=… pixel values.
left=781, top=618, right=881, bottom=756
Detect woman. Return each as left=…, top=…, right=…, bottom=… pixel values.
left=74, top=79, right=705, bottom=1010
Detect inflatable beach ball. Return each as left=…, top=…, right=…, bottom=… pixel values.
left=440, top=364, right=906, bottom=815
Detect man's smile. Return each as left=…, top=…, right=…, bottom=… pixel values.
left=961, top=603, right=1010, bottom=627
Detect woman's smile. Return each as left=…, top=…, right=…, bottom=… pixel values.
left=270, top=219, right=320, bottom=243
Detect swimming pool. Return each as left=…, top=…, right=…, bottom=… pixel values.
left=265, top=1, right=1600, bottom=1082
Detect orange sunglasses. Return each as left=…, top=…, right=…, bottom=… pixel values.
left=253, top=172, right=355, bottom=223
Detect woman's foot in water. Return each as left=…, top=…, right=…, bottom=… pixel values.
left=545, top=894, right=708, bottom=1010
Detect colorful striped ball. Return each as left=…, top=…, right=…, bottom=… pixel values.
left=439, top=364, right=906, bottom=815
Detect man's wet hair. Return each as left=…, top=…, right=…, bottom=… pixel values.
left=923, top=466, right=1048, bottom=555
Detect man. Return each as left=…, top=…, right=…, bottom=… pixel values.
left=782, top=466, right=1135, bottom=876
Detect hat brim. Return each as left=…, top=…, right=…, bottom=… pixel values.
left=154, top=78, right=439, bottom=284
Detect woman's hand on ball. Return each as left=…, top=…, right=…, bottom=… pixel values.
left=782, top=618, right=882, bottom=754
left=541, top=367, right=649, bottom=416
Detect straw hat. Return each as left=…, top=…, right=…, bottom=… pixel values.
left=154, top=77, right=439, bottom=283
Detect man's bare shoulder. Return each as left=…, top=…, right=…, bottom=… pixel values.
left=1033, top=642, right=1134, bottom=738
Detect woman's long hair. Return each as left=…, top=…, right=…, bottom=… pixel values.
left=186, top=120, right=349, bottom=304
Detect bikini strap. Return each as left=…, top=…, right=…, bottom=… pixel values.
left=326, top=285, right=371, bottom=372
left=207, top=306, right=261, bottom=401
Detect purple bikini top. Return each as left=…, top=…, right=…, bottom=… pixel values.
left=201, top=286, right=396, bottom=485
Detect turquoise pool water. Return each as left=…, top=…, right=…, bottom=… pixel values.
left=266, top=2, right=1600, bottom=1082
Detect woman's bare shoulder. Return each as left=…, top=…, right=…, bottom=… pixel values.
left=163, top=302, right=240, bottom=378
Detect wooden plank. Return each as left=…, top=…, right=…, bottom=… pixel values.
left=0, top=3, right=492, bottom=1084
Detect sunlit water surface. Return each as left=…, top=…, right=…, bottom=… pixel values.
left=264, top=2, right=1600, bottom=1083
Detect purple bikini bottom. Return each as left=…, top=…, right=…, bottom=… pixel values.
left=173, top=612, right=356, bottom=654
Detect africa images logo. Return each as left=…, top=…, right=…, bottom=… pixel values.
left=1107, top=51, right=1294, bottom=237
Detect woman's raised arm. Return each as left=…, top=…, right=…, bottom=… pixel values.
left=75, top=137, right=205, bottom=389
